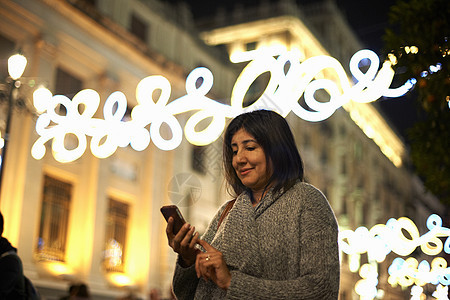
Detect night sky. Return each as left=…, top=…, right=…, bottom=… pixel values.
left=336, top=0, right=422, bottom=143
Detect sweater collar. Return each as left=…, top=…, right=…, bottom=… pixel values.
left=251, top=186, right=285, bottom=218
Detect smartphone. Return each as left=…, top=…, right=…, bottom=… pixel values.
left=160, top=205, right=186, bottom=235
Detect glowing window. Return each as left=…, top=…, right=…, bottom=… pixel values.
left=104, top=199, right=129, bottom=272
left=36, top=175, right=72, bottom=262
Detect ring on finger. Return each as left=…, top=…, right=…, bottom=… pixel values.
left=205, top=254, right=210, bottom=261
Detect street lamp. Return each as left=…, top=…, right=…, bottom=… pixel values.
left=0, top=53, right=28, bottom=194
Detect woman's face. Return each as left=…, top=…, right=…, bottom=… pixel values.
left=231, top=128, right=272, bottom=193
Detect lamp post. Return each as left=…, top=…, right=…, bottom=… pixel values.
left=0, top=53, right=28, bottom=195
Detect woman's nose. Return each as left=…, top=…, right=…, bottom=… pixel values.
left=235, top=150, right=246, bottom=163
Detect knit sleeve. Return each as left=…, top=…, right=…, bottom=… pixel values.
left=172, top=200, right=233, bottom=300
left=225, top=186, right=340, bottom=300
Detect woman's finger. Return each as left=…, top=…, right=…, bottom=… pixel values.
left=189, top=232, right=199, bottom=248
left=196, top=252, right=213, bottom=280
left=197, top=239, right=216, bottom=252
left=180, top=226, right=195, bottom=247
left=166, top=217, right=174, bottom=239
left=171, top=223, right=191, bottom=250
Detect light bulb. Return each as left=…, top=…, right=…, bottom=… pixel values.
left=8, top=53, right=27, bottom=80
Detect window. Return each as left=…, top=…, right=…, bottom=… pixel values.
left=341, top=195, right=347, bottom=215
left=104, top=198, right=129, bottom=272
left=54, top=67, right=83, bottom=99
left=362, top=200, right=370, bottom=226
left=341, top=154, right=347, bottom=175
left=130, top=13, right=148, bottom=43
left=54, top=67, right=83, bottom=115
left=354, top=140, right=363, bottom=161
left=191, top=144, right=222, bottom=181
left=192, top=145, right=206, bottom=174
left=246, top=41, right=257, bottom=51
left=303, top=132, right=311, bottom=148
left=36, top=175, right=72, bottom=262
left=0, top=34, right=15, bottom=80
left=320, top=148, right=328, bottom=164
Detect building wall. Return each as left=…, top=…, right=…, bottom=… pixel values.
left=0, top=0, right=444, bottom=299
left=0, top=0, right=231, bottom=298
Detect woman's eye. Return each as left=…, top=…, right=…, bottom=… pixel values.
left=232, top=150, right=237, bottom=155
left=246, top=147, right=255, bottom=151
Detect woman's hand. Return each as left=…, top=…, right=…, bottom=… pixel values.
left=195, top=239, right=231, bottom=290
left=166, top=217, right=200, bottom=267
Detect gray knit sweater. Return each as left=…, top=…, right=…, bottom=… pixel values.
left=172, top=181, right=340, bottom=299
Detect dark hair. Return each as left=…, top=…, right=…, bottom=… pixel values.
left=0, top=211, right=3, bottom=236
left=223, top=109, right=304, bottom=197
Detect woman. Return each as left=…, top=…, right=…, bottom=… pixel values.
left=166, top=110, right=340, bottom=299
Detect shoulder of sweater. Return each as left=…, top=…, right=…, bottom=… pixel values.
left=285, top=181, right=332, bottom=209
left=209, top=199, right=237, bottom=226
left=291, top=181, right=326, bottom=198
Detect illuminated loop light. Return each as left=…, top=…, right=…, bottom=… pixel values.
left=349, top=50, right=393, bottom=103
left=340, top=214, right=450, bottom=300
left=433, top=284, right=449, bottom=299
left=386, top=217, right=421, bottom=256
left=411, top=285, right=424, bottom=299
left=288, top=55, right=350, bottom=121
left=340, top=214, right=450, bottom=260
left=134, top=75, right=182, bottom=151
left=32, top=88, right=100, bottom=162
left=388, top=257, right=450, bottom=288
left=355, top=263, right=379, bottom=299
left=32, top=49, right=413, bottom=161
left=230, top=50, right=289, bottom=117
left=383, top=78, right=417, bottom=98
left=348, top=50, right=415, bottom=100
left=339, top=224, right=392, bottom=263
left=91, top=91, right=130, bottom=158
left=170, top=67, right=234, bottom=146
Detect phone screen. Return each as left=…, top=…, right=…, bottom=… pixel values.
left=160, top=205, right=186, bottom=234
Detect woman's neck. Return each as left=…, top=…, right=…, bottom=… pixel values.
left=251, top=189, right=266, bottom=206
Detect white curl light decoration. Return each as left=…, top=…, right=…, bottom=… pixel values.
left=32, top=49, right=413, bottom=162
left=339, top=214, right=450, bottom=300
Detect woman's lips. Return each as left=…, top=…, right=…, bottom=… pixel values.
left=240, top=168, right=252, bottom=176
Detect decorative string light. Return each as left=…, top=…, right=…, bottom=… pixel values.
left=340, top=214, right=450, bottom=299
left=32, top=49, right=414, bottom=162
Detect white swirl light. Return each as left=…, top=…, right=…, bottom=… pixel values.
left=339, top=214, right=450, bottom=260
left=340, top=214, right=450, bottom=299
left=32, top=49, right=414, bottom=162
left=388, top=257, right=450, bottom=287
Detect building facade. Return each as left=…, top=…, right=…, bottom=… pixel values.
left=0, top=0, right=445, bottom=299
